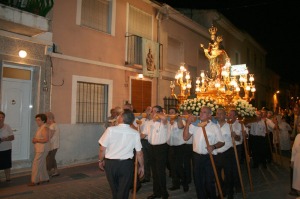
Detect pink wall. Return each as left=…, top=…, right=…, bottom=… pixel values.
left=50, top=0, right=159, bottom=123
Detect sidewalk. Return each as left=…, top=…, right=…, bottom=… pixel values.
left=0, top=156, right=298, bottom=199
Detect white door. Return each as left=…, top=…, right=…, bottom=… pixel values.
left=1, top=78, right=32, bottom=160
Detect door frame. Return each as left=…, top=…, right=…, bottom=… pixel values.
left=1, top=62, right=34, bottom=160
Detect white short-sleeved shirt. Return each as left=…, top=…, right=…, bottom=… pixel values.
left=139, top=118, right=150, bottom=140
left=266, top=118, right=275, bottom=131
left=249, top=121, right=264, bottom=136
left=216, top=122, right=232, bottom=153
left=0, top=124, right=14, bottom=151
left=167, top=120, right=186, bottom=146
left=186, top=135, right=193, bottom=144
left=142, top=120, right=168, bottom=145
left=231, top=120, right=246, bottom=145
left=49, top=123, right=60, bottom=150
left=99, top=124, right=142, bottom=160
left=189, top=121, right=224, bottom=155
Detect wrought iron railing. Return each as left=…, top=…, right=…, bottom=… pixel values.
left=125, top=34, right=163, bottom=69
left=163, top=96, right=179, bottom=113
left=125, top=34, right=143, bottom=66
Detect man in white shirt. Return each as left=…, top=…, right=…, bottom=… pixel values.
left=98, top=109, right=144, bottom=199
left=183, top=106, right=225, bottom=199
left=248, top=110, right=275, bottom=168
left=227, top=109, right=246, bottom=195
left=215, top=108, right=235, bottom=199
left=143, top=105, right=169, bottom=199
left=139, top=106, right=152, bottom=183
left=167, top=107, right=189, bottom=192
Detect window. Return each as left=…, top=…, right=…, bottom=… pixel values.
left=77, top=0, right=115, bottom=34
left=128, top=4, right=152, bottom=40
left=76, top=82, right=107, bottom=123
left=167, top=37, right=183, bottom=67
left=71, top=76, right=113, bottom=124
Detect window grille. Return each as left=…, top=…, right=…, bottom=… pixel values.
left=76, top=81, right=108, bottom=123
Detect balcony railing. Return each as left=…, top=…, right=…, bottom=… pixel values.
left=125, top=34, right=163, bottom=70
left=0, top=0, right=54, bottom=17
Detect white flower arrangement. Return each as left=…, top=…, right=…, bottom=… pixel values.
left=179, top=97, right=256, bottom=117
left=179, top=97, right=223, bottom=116
left=232, top=99, right=256, bottom=118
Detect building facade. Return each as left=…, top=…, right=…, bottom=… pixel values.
left=0, top=0, right=277, bottom=171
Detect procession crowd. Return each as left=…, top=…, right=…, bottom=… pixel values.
left=1, top=102, right=299, bottom=199
left=99, top=103, right=300, bottom=199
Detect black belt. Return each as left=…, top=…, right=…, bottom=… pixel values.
left=194, top=152, right=209, bottom=156
left=105, top=158, right=132, bottom=161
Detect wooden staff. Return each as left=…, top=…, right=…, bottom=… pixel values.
left=240, top=120, right=253, bottom=192
left=264, top=120, right=273, bottom=161
left=132, top=122, right=142, bottom=199
left=229, top=122, right=246, bottom=199
left=198, top=122, right=223, bottom=199
left=274, top=128, right=283, bottom=166
left=132, top=155, right=138, bottom=199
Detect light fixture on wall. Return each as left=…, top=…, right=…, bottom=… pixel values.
left=18, top=50, right=27, bottom=58
left=138, top=74, right=144, bottom=79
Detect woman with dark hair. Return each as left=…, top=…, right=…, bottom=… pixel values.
left=0, top=111, right=14, bottom=182
left=28, top=113, right=50, bottom=186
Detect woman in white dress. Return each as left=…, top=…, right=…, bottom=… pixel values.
left=28, top=114, right=50, bottom=186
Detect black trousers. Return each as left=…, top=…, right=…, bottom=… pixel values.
left=234, top=144, right=242, bottom=191
left=149, top=143, right=169, bottom=198
left=265, top=132, right=273, bottom=162
left=250, top=135, right=267, bottom=167
left=214, top=148, right=234, bottom=197
left=193, top=152, right=217, bottom=199
left=169, top=144, right=188, bottom=188
left=141, top=139, right=151, bottom=180
left=105, top=159, right=133, bottom=199
left=183, top=144, right=193, bottom=184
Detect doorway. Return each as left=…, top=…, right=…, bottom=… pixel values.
left=1, top=65, right=32, bottom=160
left=131, top=79, right=152, bottom=113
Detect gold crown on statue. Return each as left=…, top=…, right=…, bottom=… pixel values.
left=209, top=25, right=218, bottom=35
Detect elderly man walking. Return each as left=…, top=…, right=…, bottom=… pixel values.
left=98, top=109, right=144, bottom=199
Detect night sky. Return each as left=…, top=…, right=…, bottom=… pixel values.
left=156, top=0, right=299, bottom=84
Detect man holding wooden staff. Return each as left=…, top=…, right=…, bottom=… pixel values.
left=183, top=106, right=225, bottom=199
left=143, top=105, right=169, bottom=199
left=215, top=108, right=240, bottom=199
left=261, top=108, right=277, bottom=164
left=227, top=110, right=248, bottom=194
left=98, top=109, right=144, bottom=199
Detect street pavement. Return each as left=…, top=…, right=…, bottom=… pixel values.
left=0, top=154, right=298, bottom=199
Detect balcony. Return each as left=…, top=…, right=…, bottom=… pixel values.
left=125, top=34, right=163, bottom=72
left=0, top=3, right=50, bottom=37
